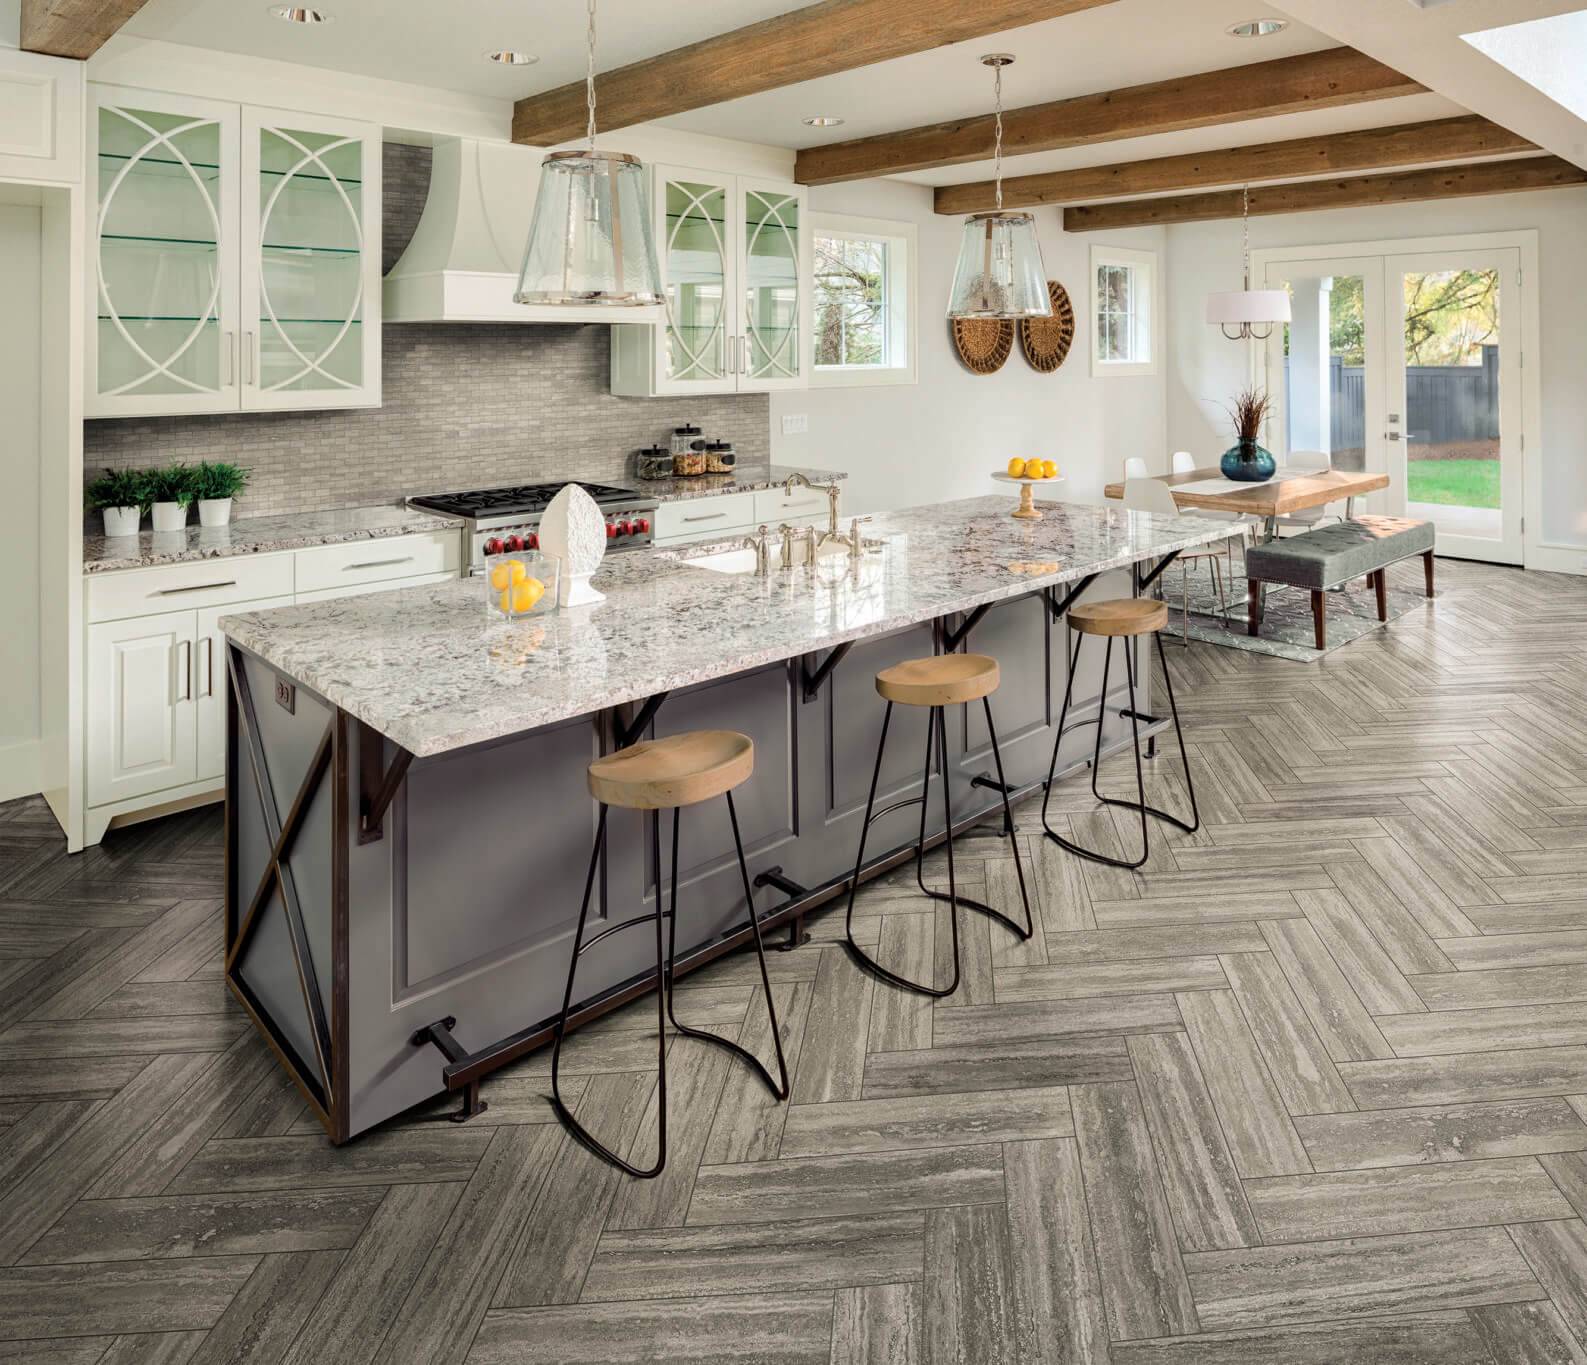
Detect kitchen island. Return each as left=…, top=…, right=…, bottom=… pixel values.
left=220, top=495, right=1231, bottom=1141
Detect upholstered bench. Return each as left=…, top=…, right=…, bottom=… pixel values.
left=1245, top=515, right=1435, bottom=649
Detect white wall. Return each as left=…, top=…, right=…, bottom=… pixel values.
left=771, top=178, right=1167, bottom=516
left=0, top=201, right=43, bottom=800
left=1164, top=187, right=1587, bottom=557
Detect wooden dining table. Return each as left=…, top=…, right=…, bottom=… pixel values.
left=1102, top=466, right=1389, bottom=542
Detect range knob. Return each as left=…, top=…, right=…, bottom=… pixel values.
left=616, top=519, right=632, bottom=537
left=483, top=537, right=503, bottom=556
left=634, top=517, right=650, bottom=534
left=527, top=531, right=540, bottom=550
left=605, top=521, right=617, bottom=539
left=504, top=534, right=524, bottom=552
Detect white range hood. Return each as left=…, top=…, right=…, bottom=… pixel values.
left=383, top=138, right=665, bottom=325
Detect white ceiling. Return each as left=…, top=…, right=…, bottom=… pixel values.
left=117, top=0, right=1508, bottom=190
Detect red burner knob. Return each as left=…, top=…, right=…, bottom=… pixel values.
left=616, top=519, right=632, bottom=537
left=527, top=532, right=539, bottom=550
left=605, top=521, right=617, bottom=538
left=483, top=537, right=503, bottom=555
left=635, top=517, right=650, bottom=534
left=504, top=534, right=524, bottom=552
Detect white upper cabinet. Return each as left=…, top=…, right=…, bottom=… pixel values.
left=87, top=85, right=381, bottom=418
left=611, top=165, right=809, bottom=397
left=0, top=48, right=83, bottom=185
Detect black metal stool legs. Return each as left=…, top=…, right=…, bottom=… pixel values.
left=843, top=701, right=1034, bottom=998
left=1040, top=629, right=1200, bottom=870
left=550, top=795, right=789, bottom=1180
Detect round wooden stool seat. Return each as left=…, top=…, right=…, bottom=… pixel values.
left=1068, top=598, right=1169, bottom=638
left=588, top=731, right=753, bottom=810
left=876, top=653, right=999, bottom=708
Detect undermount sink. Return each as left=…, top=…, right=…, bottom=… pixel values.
left=677, top=539, right=858, bottom=575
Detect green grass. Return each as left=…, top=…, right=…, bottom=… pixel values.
left=1406, top=458, right=1500, bottom=509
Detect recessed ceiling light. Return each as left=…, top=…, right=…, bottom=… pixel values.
left=1227, top=18, right=1287, bottom=37
left=268, top=6, right=331, bottom=23
left=487, top=49, right=539, bottom=66
left=802, top=115, right=845, bottom=128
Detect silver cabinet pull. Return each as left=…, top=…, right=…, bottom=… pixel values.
left=682, top=512, right=728, bottom=523
left=175, top=639, right=192, bottom=702
left=345, top=556, right=413, bottom=571
left=154, top=580, right=237, bottom=596
left=198, top=638, right=213, bottom=698
left=223, top=331, right=235, bottom=387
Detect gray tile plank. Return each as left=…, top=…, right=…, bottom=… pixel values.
left=29, top=901, right=218, bottom=1022
left=701, top=982, right=810, bottom=1167
left=1441, top=932, right=1587, bottom=971
left=1090, top=892, right=1309, bottom=929
left=1297, top=1098, right=1587, bottom=1171
left=0, top=1017, right=247, bottom=1061
left=922, top=1205, right=1018, bottom=1365
left=862, top=1036, right=1131, bottom=1099
left=1340, top=1049, right=1587, bottom=1109
left=0, top=1259, right=261, bottom=1340
left=1328, top=860, right=1468, bottom=974
left=1071, top=1082, right=1199, bottom=1342
left=993, top=957, right=1226, bottom=1004
left=778, top=1086, right=1072, bottom=1159
left=1510, top=1220, right=1587, bottom=1350
left=1259, top=919, right=1395, bottom=1062
left=1469, top=1299, right=1587, bottom=1364
left=1038, top=923, right=1269, bottom=965
left=168, top=1129, right=491, bottom=1195
left=1411, top=964, right=1587, bottom=1011
left=1219, top=950, right=1356, bottom=1117
left=687, top=1146, right=1004, bottom=1228
left=866, top=921, right=933, bottom=1053
left=188, top=1249, right=343, bottom=1365
left=1111, top=1318, right=1496, bottom=1364
left=0, top=1101, right=95, bottom=1207
left=931, top=994, right=1182, bottom=1049
left=1184, top=1227, right=1544, bottom=1331
left=1379, top=1004, right=1587, bottom=1057
left=1296, top=888, right=1434, bottom=1013
left=791, top=949, right=873, bottom=1105
left=830, top=1283, right=919, bottom=1365
left=1176, top=990, right=1310, bottom=1178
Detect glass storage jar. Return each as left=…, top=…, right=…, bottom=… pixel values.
left=484, top=550, right=559, bottom=618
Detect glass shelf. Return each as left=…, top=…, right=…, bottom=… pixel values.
left=101, top=234, right=357, bottom=255
left=99, top=316, right=361, bottom=324
left=99, top=151, right=360, bottom=186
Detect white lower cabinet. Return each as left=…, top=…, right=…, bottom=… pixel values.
left=87, top=609, right=198, bottom=808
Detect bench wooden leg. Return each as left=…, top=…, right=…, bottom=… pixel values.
left=1247, top=580, right=1259, bottom=636
left=1312, top=590, right=1327, bottom=650
left=1374, top=569, right=1388, bottom=622
left=1423, top=549, right=1435, bottom=598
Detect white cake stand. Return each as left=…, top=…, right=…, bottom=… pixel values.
left=991, top=471, right=1067, bottom=520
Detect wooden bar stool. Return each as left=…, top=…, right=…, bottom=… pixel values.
left=843, top=653, right=1033, bottom=998
left=1041, top=598, right=1199, bottom=870
left=551, top=729, right=789, bottom=1179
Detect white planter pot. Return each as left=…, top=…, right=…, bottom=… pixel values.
left=198, top=498, right=233, bottom=527
left=151, top=502, right=188, bottom=533
left=101, top=506, right=141, bottom=537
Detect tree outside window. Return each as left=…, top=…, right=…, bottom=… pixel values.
left=815, top=235, right=888, bottom=368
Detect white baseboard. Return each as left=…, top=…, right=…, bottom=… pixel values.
left=1528, top=543, right=1587, bottom=576
left=0, top=739, right=42, bottom=804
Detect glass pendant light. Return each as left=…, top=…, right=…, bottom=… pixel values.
left=514, top=0, right=663, bottom=306
left=1206, top=184, right=1290, bottom=340
left=946, top=54, right=1052, bottom=320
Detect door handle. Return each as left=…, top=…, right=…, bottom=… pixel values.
left=1385, top=432, right=1402, bottom=441
left=344, top=557, right=414, bottom=572
left=175, top=639, right=192, bottom=702
left=682, top=511, right=728, bottom=523
left=198, top=638, right=213, bottom=698
left=223, top=331, right=235, bottom=387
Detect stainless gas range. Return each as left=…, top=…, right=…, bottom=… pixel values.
left=408, top=481, right=660, bottom=576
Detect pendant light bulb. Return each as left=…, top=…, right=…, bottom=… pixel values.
left=946, top=54, right=1052, bottom=320
left=1205, top=184, right=1290, bottom=341
left=515, top=0, right=664, bottom=307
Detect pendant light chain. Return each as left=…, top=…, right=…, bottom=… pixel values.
left=993, top=62, right=1004, bottom=213
left=1241, top=183, right=1251, bottom=289
left=585, top=0, right=598, bottom=154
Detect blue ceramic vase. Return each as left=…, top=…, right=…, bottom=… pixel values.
left=1220, top=439, right=1276, bottom=482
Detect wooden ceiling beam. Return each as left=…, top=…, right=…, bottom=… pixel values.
left=934, top=115, right=1534, bottom=214
left=21, top=0, right=150, bottom=59
left=1061, top=155, right=1586, bottom=230
left=796, top=48, right=1423, bottom=185
left=511, top=0, right=1120, bottom=148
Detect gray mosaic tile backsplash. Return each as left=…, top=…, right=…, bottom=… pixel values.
left=84, top=144, right=770, bottom=519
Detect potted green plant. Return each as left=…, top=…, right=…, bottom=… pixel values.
left=1220, top=388, right=1276, bottom=482
left=85, top=468, right=149, bottom=537
left=145, top=464, right=196, bottom=533
left=192, top=461, right=250, bottom=527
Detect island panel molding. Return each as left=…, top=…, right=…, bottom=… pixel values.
left=795, top=48, right=1423, bottom=185
left=1063, top=155, right=1587, bottom=229
left=509, top=0, right=1120, bottom=146
left=933, top=115, right=1537, bottom=214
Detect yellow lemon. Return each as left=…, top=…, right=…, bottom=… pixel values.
left=497, top=588, right=512, bottom=615
left=1006, top=457, right=1027, bottom=479
left=489, top=563, right=510, bottom=592
left=1042, top=460, right=1058, bottom=479
left=509, top=559, right=529, bottom=586
left=512, top=578, right=545, bottom=614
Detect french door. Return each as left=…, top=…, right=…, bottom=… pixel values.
left=1263, top=244, right=1525, bottom=564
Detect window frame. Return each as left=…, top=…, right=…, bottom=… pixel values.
left=810, top=213, right=918, bottom=388
left=1090, top=244, right=1159, bottom=378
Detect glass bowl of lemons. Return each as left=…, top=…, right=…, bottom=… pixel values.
left=485, top=550, right=559, bottom=619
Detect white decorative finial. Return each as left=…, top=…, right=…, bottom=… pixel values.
left=539, top=484, right=607, bottom=607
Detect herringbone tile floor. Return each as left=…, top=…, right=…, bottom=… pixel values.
left=4, top=557, right=1587, bottom=1363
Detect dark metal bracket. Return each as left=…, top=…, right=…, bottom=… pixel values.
left=971, top=773, right=1017, bottom=836
left=1137, top=550, right=1182, bottom=593
left=801, top=642, right=853, bottom=703
left=1047, top=573, right=1099, bottom=623
left=754, top=866, right=812, bottom=950
left=411, top=1016, right=488, bottom=1122
left=943, top=602, right=992, bottom=654
left=358, top=721, right=413, bottom=845
left=616, top=691, right=670, bottom=749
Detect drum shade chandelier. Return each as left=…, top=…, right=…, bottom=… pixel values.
left=1206, top=184, right=1291, bottom=341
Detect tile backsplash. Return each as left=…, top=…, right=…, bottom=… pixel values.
left=84, top=144, right=770, bottom=519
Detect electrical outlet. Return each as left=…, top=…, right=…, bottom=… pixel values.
left=781, top=413, right=808, bottom=436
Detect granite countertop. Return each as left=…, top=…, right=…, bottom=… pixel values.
left=222, top=495, right=1236, bottom=758
left=83, top=505, right=459, bottom=574
left=635, top=463, right=845, bottom=503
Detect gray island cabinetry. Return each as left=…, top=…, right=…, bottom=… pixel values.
left=219, top=496, right=1229, bottom=1141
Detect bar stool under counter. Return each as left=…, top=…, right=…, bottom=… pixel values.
left=1041, top=598, right=1199, bottom=870
left=551, top=730, right=789, bottom=1179
left=843, top=653, right=1034, bottom=998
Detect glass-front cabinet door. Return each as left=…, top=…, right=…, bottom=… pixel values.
left=89, top=86, right=240, bottom=417
left=242, top=108, right=380, bottom=410
left=740, top=178, right=806, bottom=391
left=657, top=169, right=735, bottom=394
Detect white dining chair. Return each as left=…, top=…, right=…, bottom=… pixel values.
left=1171, top=451, right=1196, bottom=475
left=1124, top=456, right=1150, bottom=481
left=1171, top=448, right=1253, bottom=570
left=1123, top=477, right=1238, bottom=641
left=1276, top=448, right=1338, bottom=533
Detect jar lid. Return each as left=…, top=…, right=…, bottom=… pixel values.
left=674, top=424, right=702, bottom=435
left=704, top=440, right=733, bottom=451
left=639, top=445, right=669, bottom=455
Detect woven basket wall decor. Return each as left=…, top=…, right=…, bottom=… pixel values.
left=1019, top=281, right=1076, bottom=373
left=951, top=316, right=1015, bottom=375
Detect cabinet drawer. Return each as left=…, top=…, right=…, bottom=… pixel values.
left=753, top=486, right=836, bottom=527
left=294, top=532, right=459, bottom=594
left=88, top=554, right=294, bottom=623
left=653, top=494, right=758, bottom=543
left=295, top=570, right=458, bottom=604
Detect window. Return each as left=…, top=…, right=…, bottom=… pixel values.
left=811, top=214, right=917, bottom=387
left=1091, top=245, right=1158, bottom=377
